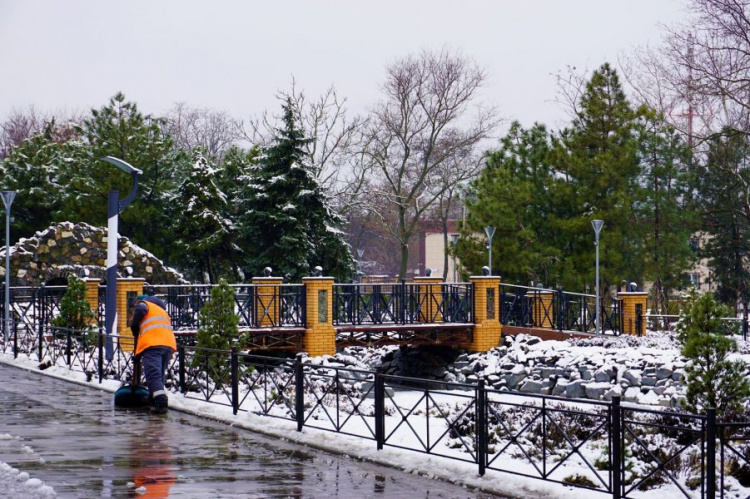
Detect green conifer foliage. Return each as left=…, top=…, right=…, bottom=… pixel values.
left=237, top=99, right=353, bottom=281
left=52, top=275, right=96, bottom=331
left=676, top=290, right=750, bottom=416
left=194, top=280, right=239, bottom=383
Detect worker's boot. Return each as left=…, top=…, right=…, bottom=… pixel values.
left=151, top=394, right=169, bottom=414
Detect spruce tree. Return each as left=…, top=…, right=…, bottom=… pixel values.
left=194, top=280, right=239, bottom=383
left=52, top=275, right=96, bottom=331
left=170, top=151, right=235, bottom=283
left=237, top=99, right=353, bottom=281
left=0, top=124, right=84, bottom=238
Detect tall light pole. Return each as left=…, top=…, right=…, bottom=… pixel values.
left=1, top=191, right=16, bottom=343
left=101, top=157, right=141, bottom=360
left=484, top=226, right=495, bottom=276
left=592, top=219, right=604, bottom=334
left=451, top=234, right=459, bottom=282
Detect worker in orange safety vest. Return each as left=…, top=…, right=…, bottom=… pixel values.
left=131, top=294, right=176, bottom=414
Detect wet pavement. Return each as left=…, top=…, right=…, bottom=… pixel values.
left=0, top=364, right=502, bottom=498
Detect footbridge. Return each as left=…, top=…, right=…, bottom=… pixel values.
left=1, top=274, right=647, bottom=356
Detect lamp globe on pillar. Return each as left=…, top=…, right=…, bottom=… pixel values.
left=1, top=191, right=16, bottom=342
left=484, top=226, right=495, bottom=276
left=591, top=219, right=604, bottom=334
left=101, top=157, right=141, bottom=360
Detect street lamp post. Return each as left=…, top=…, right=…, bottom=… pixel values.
left=591, top=219, right=604, bottom=334
left=451, top=234, right=459, bottom=282
left=101, top=157, right=141, bottom=360
left=1, top=191, right=16, bottom=343
left=484, top=226, right=495, bottom=276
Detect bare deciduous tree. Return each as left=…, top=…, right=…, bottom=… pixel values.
left=365, top=49, right=498, bottom=279
left=0, top=106, right=80, bottom=158
left=623, top=0, right=750, bottom=142
left=164, top=103, right=241, bottom=161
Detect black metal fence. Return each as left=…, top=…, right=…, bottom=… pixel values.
left=500, top=283, right=623, bottom=334
left=2, top=325, right=745, bottom=498
left=332, top=282, right=473, bottom=326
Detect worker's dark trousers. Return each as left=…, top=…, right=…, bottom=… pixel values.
left=141, top=346, right=173, bottom=397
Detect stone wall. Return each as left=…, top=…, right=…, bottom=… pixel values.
left=0, top=222, right=185, bottom=287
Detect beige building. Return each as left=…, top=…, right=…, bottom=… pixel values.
left=412, top=221, right=462, bottom=281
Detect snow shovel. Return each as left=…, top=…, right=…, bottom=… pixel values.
left=114, top=342, right=150, bottom=408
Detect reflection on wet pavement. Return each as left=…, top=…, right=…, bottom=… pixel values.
left=0, top=364, right=502, bottom=498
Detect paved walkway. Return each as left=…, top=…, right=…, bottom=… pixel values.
left=0, top=364, right=501, bottom=498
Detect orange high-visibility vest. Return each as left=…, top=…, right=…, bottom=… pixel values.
left=135, top=301, right=176, bottom=355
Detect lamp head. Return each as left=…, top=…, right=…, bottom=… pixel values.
left=101, top=156, right=143, bottom=175
left=0, top=191, right=16, bottom=209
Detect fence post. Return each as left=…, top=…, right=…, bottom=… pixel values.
left=231, top=347, right=239, bottom=415
left=611, top=396, right=622, bottom=499
left=98, top=327, right=104, bottom=383
left=12, top=320, right=18, bottom=359
left=375, top=367, right=385, bottom=450
left=66, top=329, right=72, bottom=367
left=707, top=408, right=716, bottom=499
left=37, top=289, right=44, bottom=362
left=295, top=354, right=305, bottom=431
left=556, top=286, right=564, bottom=331
left=178, top=344, right=186, bottom=394
left=477, top=379, right=487, bottom=476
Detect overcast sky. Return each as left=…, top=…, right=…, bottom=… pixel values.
left=0, top=0, right=688, bottom=132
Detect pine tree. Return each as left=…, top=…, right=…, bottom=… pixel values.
left=66, top=92, right=179, bottom=259
left=699, top=132, right=750, bottom=312
left=194, top=280, right=239, bottom=383
left=170, top=151, right=235, bottom=283
left=635, top=110, right=696, bottom=313
left=675, top=290, right=750, bottom=416
left=462, top=122, right=562, bottom=285
left=548, top=63, right=645, bottom=291
left=237, top=99, right=353, bottom=281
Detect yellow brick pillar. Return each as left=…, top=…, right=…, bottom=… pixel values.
left=465, top=276, right=502, bottom=352
left=618, top=291, right=648, bottom=336
left=302, top=277, right=336, bottom=356
left=413, top=276, right=443, bottom=323
left=252, top=276, right=284, bottom=326
left=533, top=290, right=554, bottom=328
left=117, top=278, right=145, bottom=351
left=82, top=278, right=100, bottom=324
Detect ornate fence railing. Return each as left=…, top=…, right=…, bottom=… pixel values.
left=499, top=284, right=622, bottom=335
left=332, top=282, right=473, bottom=326
left=0, top=326, right=745, bottom=498
left=146, top=284, right=306, bottom=331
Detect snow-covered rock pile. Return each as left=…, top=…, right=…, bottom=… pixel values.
left=463, top=333, right=689, bottom=407
left=0, top=221, right=185, bottom=285
left=330, top=331, right=750, bottom=409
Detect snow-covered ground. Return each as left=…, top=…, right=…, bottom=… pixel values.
left=0, top=459, right=56, bottom=498
left=2, top=330, right=750, bottom=498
